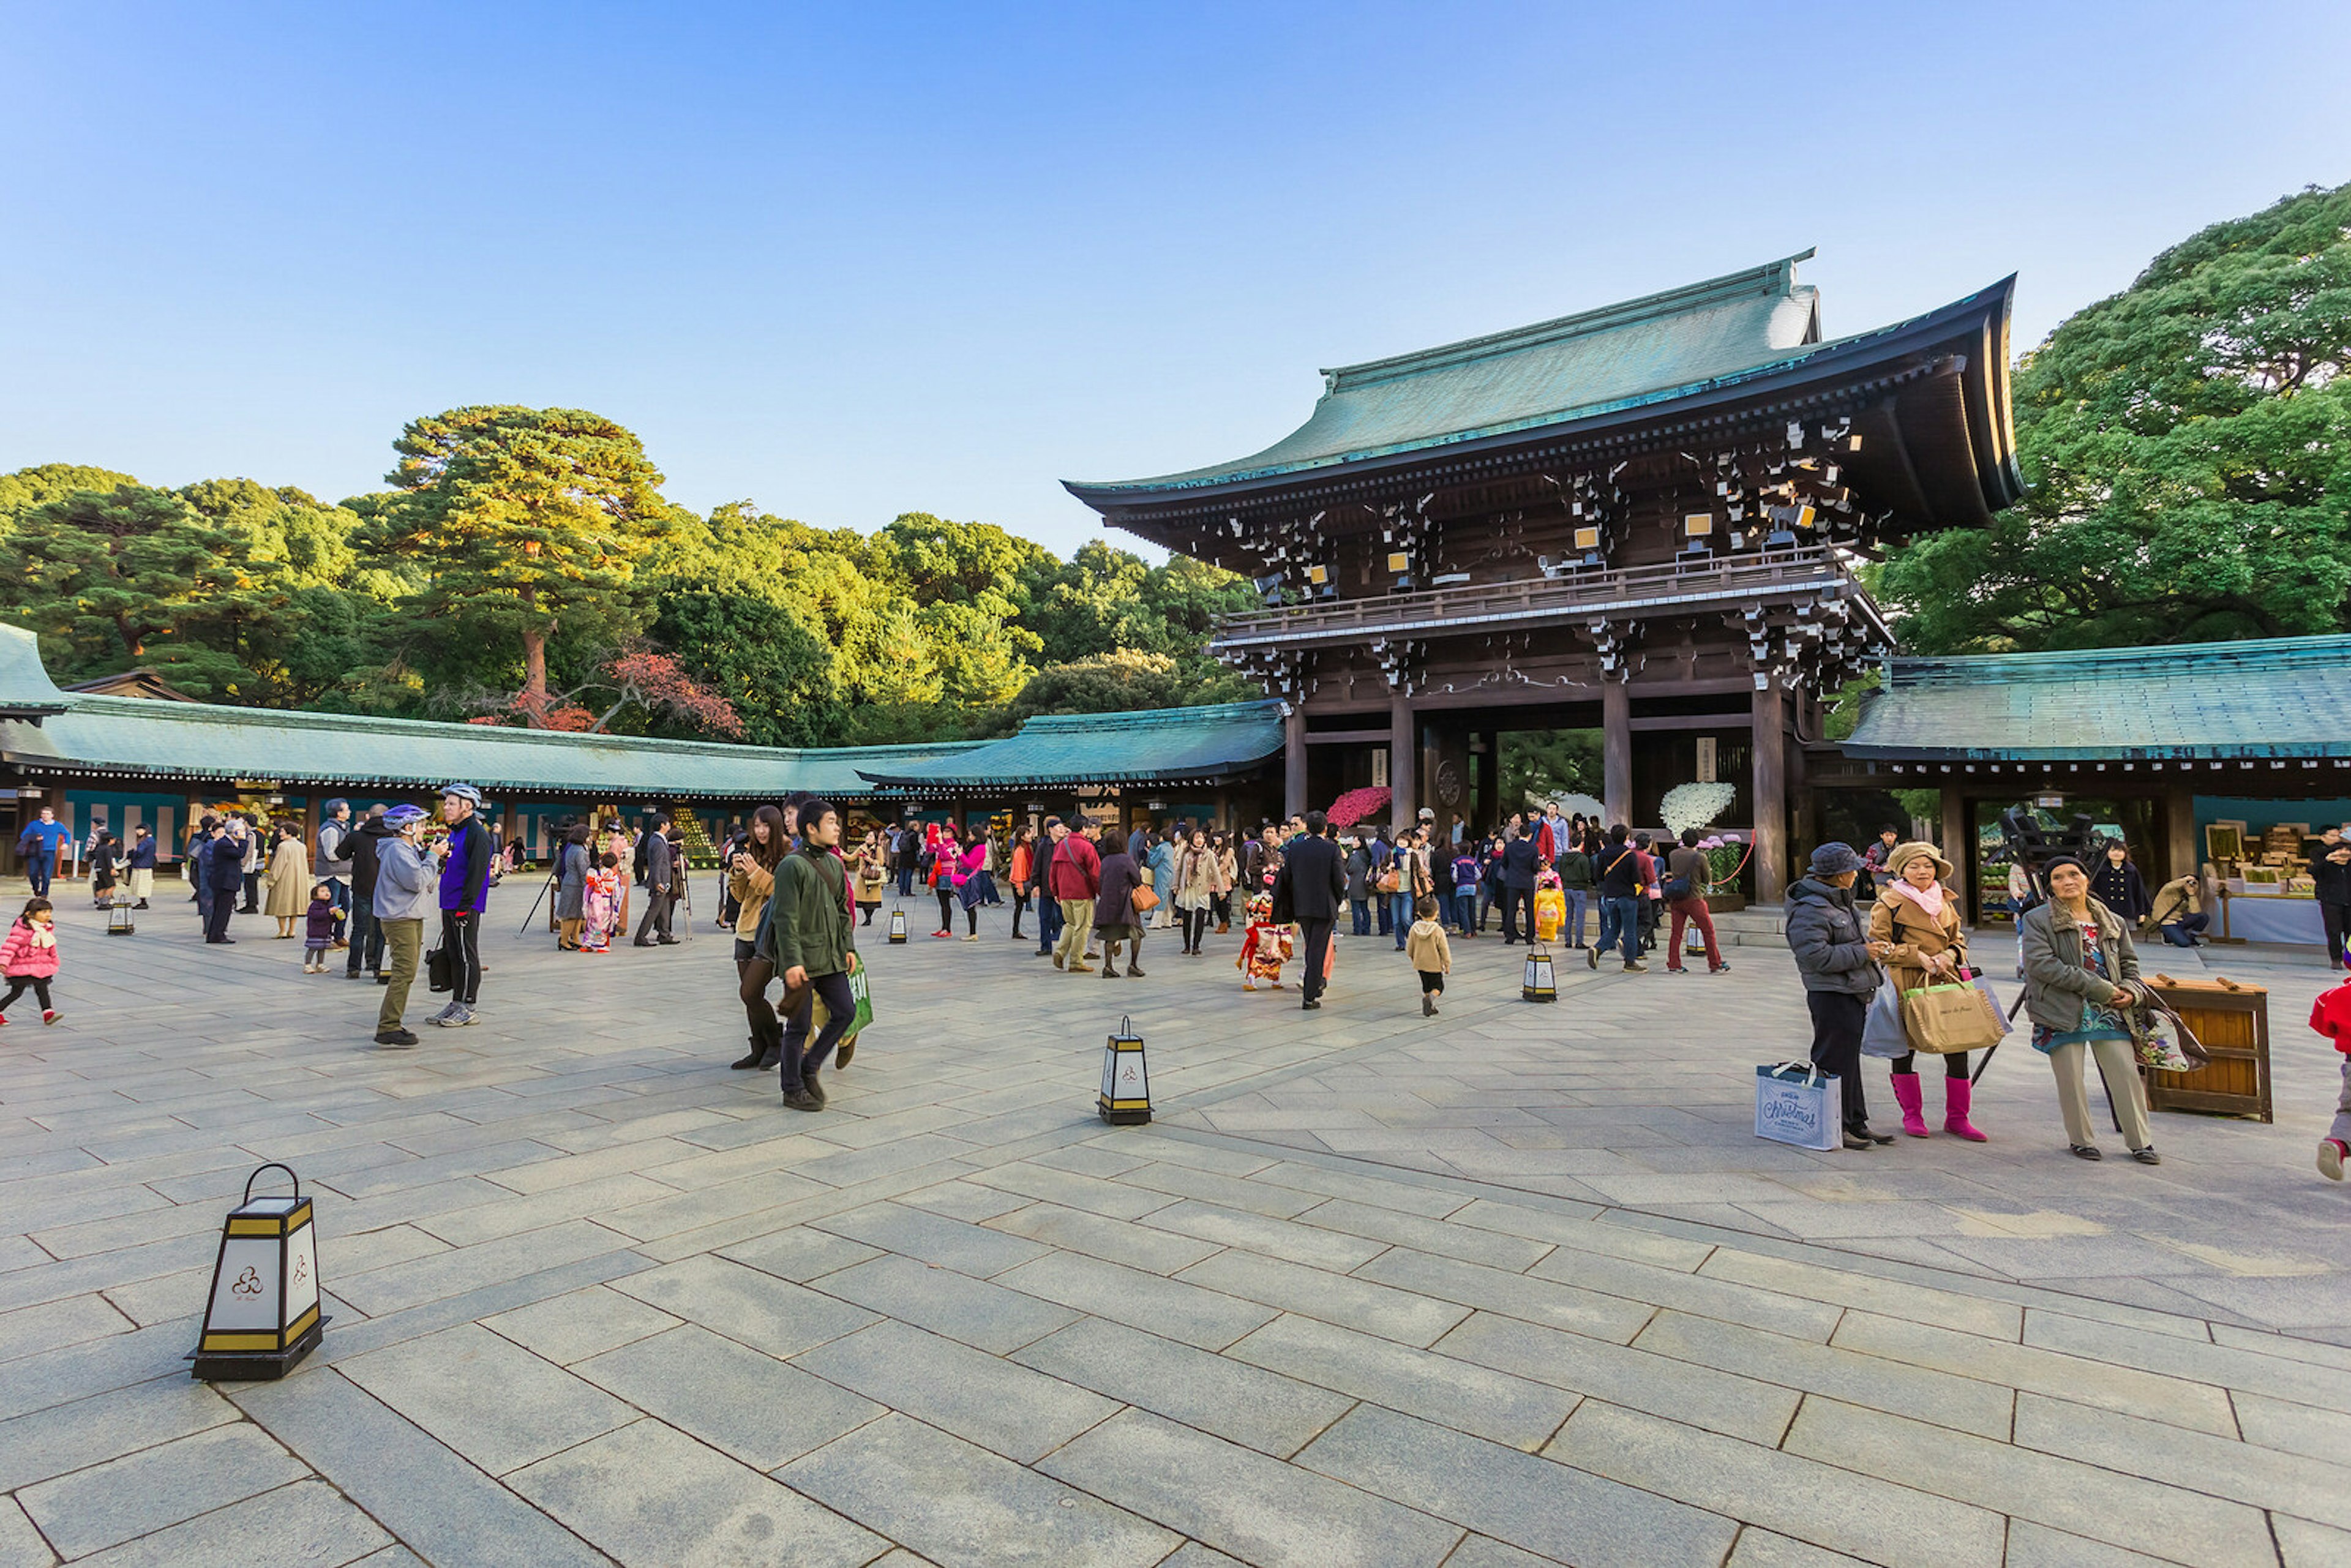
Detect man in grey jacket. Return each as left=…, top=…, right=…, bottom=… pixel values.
left=634, top=814, right=679, bottom=946
left=371, top=805, right=435, bottom=1048
left=1783, top=841, right=1897, bottom=1149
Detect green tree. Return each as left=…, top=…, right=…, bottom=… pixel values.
left=1014, top=649, right=1190, bottom=716
left=370, top=406, right=673, bottom=721
left=1879, top=182, right=2351, bottom=651
left=0, top=464, right=142, bottom=542
left=1, top=484, right=285, bottom=697
left=650, top=587, right=848, bottom=746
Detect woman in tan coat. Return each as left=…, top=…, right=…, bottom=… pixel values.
left=1867, top=841, right=1985, bottom=1141
left=264, top=822, right=311, bottom=936
left=728, top=806, right=786, bottom=1071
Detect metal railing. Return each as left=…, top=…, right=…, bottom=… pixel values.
left=1210, top=546, right=1859, bottom=649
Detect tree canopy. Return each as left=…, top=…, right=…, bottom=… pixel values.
left=1877, top=182, right=2351, bottom=651
left=0, top=413, right=1266, bottom=745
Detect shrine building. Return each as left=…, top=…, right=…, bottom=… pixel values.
left=1065, top=253, right=2021, bottom=899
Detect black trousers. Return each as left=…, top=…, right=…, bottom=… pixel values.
left=1892, top=1049, right=1970, bottom=1078
left=1298, top=917, right=1333, bottom=1003
left=0, top=975, right=53, bottom=1013
left=440, top=910, right=481, bottom=1004
left=204, top=893, right=235, bottom=942
left=1501, top=887, right=1531, bottom=943
left=798, top=969, right=857, bottom=1081
left=1806, top=990, right=1870, bottom=1128
left=2323, top=902, right=2351, bottom=966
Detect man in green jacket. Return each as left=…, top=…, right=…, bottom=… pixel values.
left=760, top=797, right=859, bottom=1112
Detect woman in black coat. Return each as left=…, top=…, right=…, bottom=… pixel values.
left=2088, top=841, right=2152, bottom=923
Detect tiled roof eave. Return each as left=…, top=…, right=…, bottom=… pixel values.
left=1067, top=279, right=2012, bottom=507
left=1841, top=742, right=2351, bottom=763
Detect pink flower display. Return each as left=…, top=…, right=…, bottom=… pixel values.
left=1325, top=787, right=1393, bottom=830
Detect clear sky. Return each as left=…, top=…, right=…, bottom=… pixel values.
left=4, top=2, right=2345, bottom=560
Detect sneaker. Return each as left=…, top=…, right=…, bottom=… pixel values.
left=437, top=1003, right=475, bottom=1027
left=2320, top=1139, right=2347, bottom=1182
left=781, top=1088, right=822, bottom=1112
left=0, top=1013, right=9, bottom=1027
left=1622, top=960, right=1647, bottom=972
left=42, top=1010, right=61, bottom=1026
left=2130, top=1146, right=2162, bottom=1166
left=1586, top=947, right=1599, bottom=969
left=1068, top=962, right=1095, bottom=973
left=1421, top=994, right=1435, bottom=1017
left=373, top=1028, right=418, bottom=1048
left=427, top=1002, right=457, bottom=1024
left=962, top=934, right=978, bottom=942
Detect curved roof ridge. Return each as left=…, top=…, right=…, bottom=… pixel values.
left=1019, top=699, right=1284, bottom=732
left=1325, top=250, right=1817, bottom=391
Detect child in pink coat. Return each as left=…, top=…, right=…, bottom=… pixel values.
left=0, top=896, right=62, bottom=1026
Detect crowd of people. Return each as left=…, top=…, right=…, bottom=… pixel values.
left=13, top=786, right=2351, bottom=1178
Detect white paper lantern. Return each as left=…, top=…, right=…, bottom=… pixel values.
left=1098, top=1015, right=1150, bottom=1125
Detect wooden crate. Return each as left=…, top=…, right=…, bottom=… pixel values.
left=2142, top=972, right=2272, bottom=1122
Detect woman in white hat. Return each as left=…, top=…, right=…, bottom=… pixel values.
left=1868, top=841, right=1984, bottom=1141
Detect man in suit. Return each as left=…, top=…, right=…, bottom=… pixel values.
left=1275, top=810, right=1349, bottom=1011
left=1500, top=825, right=1540, bottom=945
left=634, top=814, right=679, bottom=945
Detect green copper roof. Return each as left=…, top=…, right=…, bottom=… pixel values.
left=1843, top=636, right=2351, bottom=761
left=1073, top=253, right=1831, bottom=493
left=858, top=701, right=1285, bottom=790
left=0, top=628, right=981, bottom=799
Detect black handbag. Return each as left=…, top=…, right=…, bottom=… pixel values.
left=426, top=944, right=452, bottom=994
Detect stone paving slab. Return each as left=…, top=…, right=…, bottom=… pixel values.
left=3, top=881, right=2348, bottom=1564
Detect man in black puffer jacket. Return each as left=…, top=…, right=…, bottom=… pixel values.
left=347, top=806, right=391, bottom=980
left=1784, top=841, right=1897, bottom=1149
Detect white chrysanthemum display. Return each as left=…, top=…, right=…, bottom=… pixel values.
left=1660, top=781, right=1738, bottom=836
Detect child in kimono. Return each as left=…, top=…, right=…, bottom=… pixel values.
left=1235, top=893, right=1292, bottom=991
left=1533, top=869, right=1566, bottom=945
left=581, top=852, right=620, bottom=953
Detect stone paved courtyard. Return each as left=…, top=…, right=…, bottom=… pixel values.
left=2, top=879, right=2348, bottom=1567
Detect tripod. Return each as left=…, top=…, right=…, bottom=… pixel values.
left=514, top=869, right=560, bottom=939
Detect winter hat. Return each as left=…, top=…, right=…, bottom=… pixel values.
left=1807, top=841, right=1866, bottom=876
left=1885, top=841, right=1954, bottom=880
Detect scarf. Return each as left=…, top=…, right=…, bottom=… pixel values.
left=24, top=921, right=56, bottom=951
left=1888, top=878, right=1946, bottom=921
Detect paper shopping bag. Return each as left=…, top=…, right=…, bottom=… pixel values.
left=1755, top=1063, right=1838, bottom=1150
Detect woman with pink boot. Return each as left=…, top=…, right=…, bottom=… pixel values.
left=1869, top=841, right=1987, bottom=1141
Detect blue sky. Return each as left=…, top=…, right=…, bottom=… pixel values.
left=4, top=2, right=2345, bottom=559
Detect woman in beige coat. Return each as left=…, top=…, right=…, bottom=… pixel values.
left=264, top=822, right=311, bottom=936
left=1867, top=841, right=1983, bottom=1141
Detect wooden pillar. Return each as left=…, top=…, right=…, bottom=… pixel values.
left=1389, top=694, right=1416, bottom=829
left=1602, top=683, right=1632, bottom=827
left=1940, top=786, right=1971, bottom=921
left=1475, top=731, right=1498, bottom=831
left=1283, top=708, right=1307, bottom=819
left=1752, top=683, right=1788, bottom=904
left=2163, top=781, right=2197, bottom=885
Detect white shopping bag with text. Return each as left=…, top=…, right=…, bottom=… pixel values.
left=1755, top=1062, right=1839, bottom=1151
